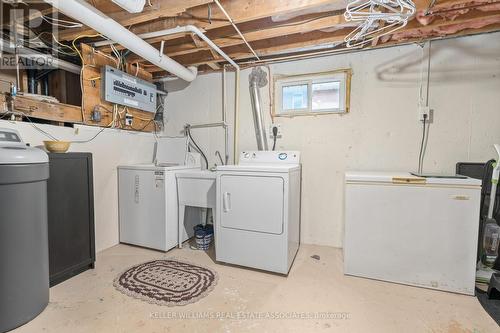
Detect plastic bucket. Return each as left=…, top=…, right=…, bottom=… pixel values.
left=194, top=224, right=214, bottom=250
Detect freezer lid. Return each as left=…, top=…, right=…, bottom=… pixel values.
left=345, top=171, right=481, bottom=186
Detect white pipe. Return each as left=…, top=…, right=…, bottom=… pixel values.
left=0, top=39, right=82, bottom=74
left=44, top=0, right=197, bottom=82
left=222, top=66, right=229, bottom=164
left=94, top=25, right=239, bottom=70
left=213, top=0, right=260, bottom=61
left=233, top=68, right=240, bottom=164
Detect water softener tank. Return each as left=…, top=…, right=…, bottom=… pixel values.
left=0, top=128, right=49, bottom=332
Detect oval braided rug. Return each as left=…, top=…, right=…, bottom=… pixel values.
left=113, top=259, right=218, bottom=306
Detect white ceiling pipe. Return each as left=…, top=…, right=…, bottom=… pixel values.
left=94, top=25, right=240, bottom=71
left=0, top=38, right=82, bottom=74
left=44, top=0, right=198, bottom=82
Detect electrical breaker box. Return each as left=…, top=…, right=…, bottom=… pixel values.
left=101, top=65, right=157, bottom=113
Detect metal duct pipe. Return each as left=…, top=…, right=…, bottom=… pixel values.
left=40, top=76, right=49, bottom=96
left=26, top=68, right=37, bottom=94
left=248, top=67, right=268, bottom=151
left=44, top=0, right=198, bottom=82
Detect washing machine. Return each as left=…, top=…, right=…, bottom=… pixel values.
left=118, top=137, right=201, bottom=252
left=215, top=151, right=301, bottom=274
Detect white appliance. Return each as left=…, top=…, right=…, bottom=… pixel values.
left=344, top=171, right=481, bottom=295
left=216, top=151, right=301, bottom=274
left=118, top=137, right=201, bottom=251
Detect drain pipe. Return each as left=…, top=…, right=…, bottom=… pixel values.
left=44, top=0, right=197, bottom=82
left=222, top=65, right=229, bottom=164
left=234, top=68, right=240, bottom=163
left=94, top=25, right=239, bottom=70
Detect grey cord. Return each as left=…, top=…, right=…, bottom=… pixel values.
left=186, top=126, right=209, bottom=169
left=417, top=115, right=428, bottom=173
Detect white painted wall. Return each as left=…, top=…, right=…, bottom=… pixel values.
left=0, top=120, right=156, bottom=252
left=164, top=32, right=500, bottom=248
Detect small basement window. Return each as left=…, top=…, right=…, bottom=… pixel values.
left=274, top=69, right=351, bottom=116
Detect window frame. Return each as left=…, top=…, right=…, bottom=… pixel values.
left=273, top=69, right=352, bottom=117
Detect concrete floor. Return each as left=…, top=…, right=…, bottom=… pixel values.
left=13, top=244, right=498, bottom=333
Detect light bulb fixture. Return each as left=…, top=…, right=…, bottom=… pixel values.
left=111, top=0, right=146, bottom=13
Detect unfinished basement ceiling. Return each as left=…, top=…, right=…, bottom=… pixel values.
left=7, top=0, right=500, bottom=79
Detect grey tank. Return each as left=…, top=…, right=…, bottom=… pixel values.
left=0, top=163, right=50, bottom=333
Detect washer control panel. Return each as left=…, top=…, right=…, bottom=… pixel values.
left=239, top=151, right=300, bottom=164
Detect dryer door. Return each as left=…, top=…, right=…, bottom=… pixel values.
left=220, top=174, right=284, bottom=234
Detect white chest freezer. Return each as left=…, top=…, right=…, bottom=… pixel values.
left=344, top=171, right=481, bottom=295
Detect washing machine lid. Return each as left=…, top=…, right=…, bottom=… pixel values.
left=0, top=128, right=48, bottom=164
left=155, top=137, right=187, bottom=166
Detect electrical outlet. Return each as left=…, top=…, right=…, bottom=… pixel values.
left=90, top=108, right=101, bottom=122
left=418, top=106, right=431, bottom=122
left=269, top=124, right=282, bottom=138
left=125, top=113, right=134, bottom=126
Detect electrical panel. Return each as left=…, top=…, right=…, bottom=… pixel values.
left=101, top=65, right=157, bottom=113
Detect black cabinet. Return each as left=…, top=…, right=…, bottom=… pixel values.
left=47, top=153, right=95, bottom=287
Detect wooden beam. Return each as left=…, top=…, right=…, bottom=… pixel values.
left=10, top=95, right=83, bottom=123
left=57, top=0, right=213, bottom=41
left=206, top=62, right=221, bottom=70
left=190, top=33, right=205, bottom=49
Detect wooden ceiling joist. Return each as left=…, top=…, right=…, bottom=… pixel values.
left=64, top=0, right=340, bottom=42
left=121, top=12, right=346, bottom=59
left=57, top=0, right=213, bottom=41
left=149, top=29, right=350, bottom=74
